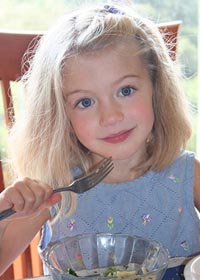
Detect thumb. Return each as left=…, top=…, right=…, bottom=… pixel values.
left=44, top=193, right=62, bottom=207
left=37, top=193, right=61, bottom=213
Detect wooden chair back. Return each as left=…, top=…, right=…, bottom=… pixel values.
left=0, top=21, right=181, bottom=279
left=0, top=31, right=42, bottom=127
left=0, top=30, right=43, bottom=280
left=158, top=20, right=181, bottom=61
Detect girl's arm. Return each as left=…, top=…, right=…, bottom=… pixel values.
left=194, top=158, right=200, bottom=212
left=0, top=209, right=49, bottom=275
left=0, top=178, right=61, bottom=275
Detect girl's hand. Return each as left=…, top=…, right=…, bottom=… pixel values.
left=0, top=177, right=61, bottom=219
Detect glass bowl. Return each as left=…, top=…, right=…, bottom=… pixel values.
left=43, top=233, right=169, bottom=280
left=184, top=254, right=200, bottom=280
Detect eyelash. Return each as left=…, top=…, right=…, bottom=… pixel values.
left=75, top=98, right=94, bottom=109
left=74, top=85, right=137, bottom=109
left=118, top=85, right=136, bottom=97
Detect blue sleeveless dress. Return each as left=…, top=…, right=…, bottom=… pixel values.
left=39, top=150, right=200, bottom=279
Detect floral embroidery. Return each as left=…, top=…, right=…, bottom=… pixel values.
left=107, top=217, right=114, bottom=229
left=76, top=254, right=83, bottom=261
left=178, top=207, right=183, bottom=215
left=67, top=219, right=76, bottom=231
left=169, top=174, right=181, bottom=183
left=142, top=214, right=151, bottom=225
left=181, top=241, right=190, bottom=251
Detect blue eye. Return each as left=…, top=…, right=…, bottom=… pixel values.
left=119, top=86, right=135, bottom=97
left=77, top=98, right=94, bottom=109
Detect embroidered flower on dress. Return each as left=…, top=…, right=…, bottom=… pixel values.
left=169, top=174, right=181, bottom=183
left=107, top=216, right=114, bottom=229
left=76, top=254, right=83, bottom=261
left=178, top=207, right=183, bottom=215
left=181, top=241, right=190, bottom=251
left=142, top=214, right=151, bottom=225
left=67, top=219, right=76, bottom=231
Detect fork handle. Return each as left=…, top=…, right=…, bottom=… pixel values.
left=0, top=208, right=16, bottom=221
left=0, top=188, right=67, bottom=221
left=53, top=187, right=71, bottom=193
left=0, top=187, right=71, bottom=221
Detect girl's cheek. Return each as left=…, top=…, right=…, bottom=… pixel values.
left=74, top=121, right=95, bottom=144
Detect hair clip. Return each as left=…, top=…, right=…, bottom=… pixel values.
left=104, top=5, right=125, bottom=15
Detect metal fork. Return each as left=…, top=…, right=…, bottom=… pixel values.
left=0, top=157, right=114, bottom=221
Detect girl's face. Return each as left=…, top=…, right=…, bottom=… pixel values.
left=65, top=43, right=154, bottom=164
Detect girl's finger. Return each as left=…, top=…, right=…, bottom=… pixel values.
left=16, top=178, right=53, bottom=212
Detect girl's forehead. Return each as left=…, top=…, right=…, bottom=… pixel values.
left=64, top=40, right=141, bottom=71
left=98, top=40, right=139, bottom=56
left=62, top=41, right=150, bottom=94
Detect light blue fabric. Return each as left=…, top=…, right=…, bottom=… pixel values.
left=39, top=150, right=200, bottom=272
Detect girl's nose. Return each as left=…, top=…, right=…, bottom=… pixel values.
left=99, top=104, right=124, bottom=127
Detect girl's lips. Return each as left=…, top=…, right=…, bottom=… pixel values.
left=102, top=129, right=133, bottom=144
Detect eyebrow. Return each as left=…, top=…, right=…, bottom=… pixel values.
left=113, top=74, right=140, bottom=85
left=66, top=74, right=140, bottom=96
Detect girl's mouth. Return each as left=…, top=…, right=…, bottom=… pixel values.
left=102, top=129, right=133, bottom=144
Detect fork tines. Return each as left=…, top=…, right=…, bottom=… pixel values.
left=87, top=157, right=114, bottom=186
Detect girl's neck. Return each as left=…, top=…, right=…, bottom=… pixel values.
left=91, top=154, right=146, bottom=183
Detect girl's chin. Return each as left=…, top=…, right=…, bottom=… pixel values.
left=92, top=150, right=137, bottom=162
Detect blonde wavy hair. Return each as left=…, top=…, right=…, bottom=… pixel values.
left=8, top=4, right=192, bottom=216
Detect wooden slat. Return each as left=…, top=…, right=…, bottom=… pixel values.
left=13, top=247, right=32, bottom=279
left=0, top=163, right=15, bottom=280
left=0, top=161, right=5, bottom=193
left=0, top=80, right=14, bottom=128
left=30, top=232, right=43, bottom=277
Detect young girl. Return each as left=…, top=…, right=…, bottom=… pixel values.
left=1, top=3, right=200, bottom=278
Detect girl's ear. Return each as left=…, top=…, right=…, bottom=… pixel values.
left=146, top=133, right=153, bottom=144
